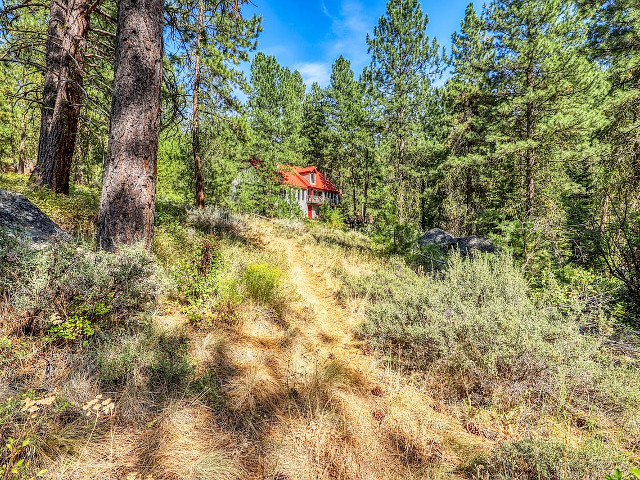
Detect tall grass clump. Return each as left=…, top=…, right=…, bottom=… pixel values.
left=243, top=262, right=282, bottom=303
left=347, top=253, right=639, bottom=415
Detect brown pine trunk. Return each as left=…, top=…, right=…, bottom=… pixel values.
left=464, top=167, right=473, bottom=234
left=523, top=45, right=535, bottom=261
left=193, top=0, right=205, bottom=209
left=361, top=160, right=370, bottom=219
left=600, top=192, right=610, bottom=236
left=31, top=0, right=91, bottom=194
left=350, top=163, right=357, bottom=216
left=96, top=0, right=163, bottom=251
left=17, top=106, right=27, bottom=174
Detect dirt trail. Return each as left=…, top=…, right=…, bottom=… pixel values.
left=255, top=222, right=476, bottom=479
left=264, top=225, right=366, bottom=360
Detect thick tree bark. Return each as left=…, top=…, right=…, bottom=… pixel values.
left=30, top=0, right=91, bottom=194
left=96, top=0, right=163, bottom=251
left=192, top=0, right=205, bottom=209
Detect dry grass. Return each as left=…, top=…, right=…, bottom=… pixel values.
left=2, top=213, right=636, bottom=479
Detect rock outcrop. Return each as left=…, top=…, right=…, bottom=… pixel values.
left=0, top=189, right=70, bottom=246
left=420, top=228, right=496, bottom=255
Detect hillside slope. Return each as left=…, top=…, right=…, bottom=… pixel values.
left=0, top=176, right=638, bottom=479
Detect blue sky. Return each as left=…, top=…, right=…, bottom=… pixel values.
left=241, top=0, right=477, bottom=87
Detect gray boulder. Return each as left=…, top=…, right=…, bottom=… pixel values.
left=420, top=228, right=454, bottom=246
left=0, top=189, right=70, bottom=246
left=420, top=228, right=496, bottom=255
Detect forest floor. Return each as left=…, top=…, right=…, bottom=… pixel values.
left=85, top=219, right=483, bottom=479
left=1, top=174, right=637, bottom=479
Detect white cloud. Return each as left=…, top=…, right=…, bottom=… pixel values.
left=320, top=0, right=378, bottom=76
left=295, top=61, right=332, bottom=87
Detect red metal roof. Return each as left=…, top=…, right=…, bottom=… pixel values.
left=279, top=165, right=340, bottom=193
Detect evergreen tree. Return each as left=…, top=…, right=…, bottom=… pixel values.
left=167, top=0, right=260, bottom=208
left=441, top=3, right=495, bottom=235
left=29, top=0, right=93, bottom=194
left=587, top=0, right=640, bottom=303
left=244, top=53, right=306, bottom=215
left=247, top=53, right=306, bottom=165
left=97, top=0, right=164, bottom=251
left=487, top=0, right=607, bottom=268
left=301, top=82, right=330, bottom=173
left=323, top=56, right=381, bottom=219
left=326, top=56, right=362, bottom=216
left=366, top=0, right=442, bottom=225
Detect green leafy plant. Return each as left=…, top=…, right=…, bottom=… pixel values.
left=606, top=468, right=640, bottom=480
left=0, top=437, right=47, bottom=480
left=243, top=262, right=282, bottom=303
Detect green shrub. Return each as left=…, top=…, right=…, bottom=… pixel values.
left=347, top=253, right=638, bottom=417
left=1, top=235, right=162, bottom=339
left=176, top=236, right=221, bottom=305
left=96, top=328, right=193, bottom=393
left=318, top=203, right=344, bottom=229
left=606, top=468, right=640, bottom=480
left=96, top=332, right=153, bottom=386
left=243, top=262, right=282, bottom=303
left=0, top=392, right=83, bottom=480
left=187, top=206, right=247, bottom=237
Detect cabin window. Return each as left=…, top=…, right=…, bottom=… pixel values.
left=310, top=173, right=316, bottom=185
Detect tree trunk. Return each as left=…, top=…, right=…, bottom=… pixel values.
left=96, top=0, right=163, bottom=251
left=420, top=177, right=426, bottom=232
left=350, top=163, right=357, bottom=216
left=193, top=0, right=205, bottom=209
left=31, top=0, right=91, bottom=194
left=361, top=157, right=370, bottom=219
left=523, top=47, right=536, bottom=260
left=464, top=167, right=473, bottom=234
left=600, top=192, right=610, bottom=236
left=17, top=105, right=27, bottom=174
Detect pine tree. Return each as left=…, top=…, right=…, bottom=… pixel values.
left=326, top=56, right=361, bottom=216
left=487, top=0, right=607, bottom=268
left=366, top=0, right=441, bottom=225
left=247, top=52, right=306, bottom=166
left=301, top=82, right=330, bottom=173
left=244, top=53, right=306, bottom=214
left=97, top=0, right=164, bottom=251
left=30, top=0, right=93, bottom=194
left=323, top=56, right=381, bottom=219
left=441, top=3, right=494, bottom=235
left=167, top=0, right=260, bottom=208
left=586, top=0, right=640, bottom=302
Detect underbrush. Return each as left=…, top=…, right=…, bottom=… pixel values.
left=155, top=209, right=286, bottom=327
left=0, top=390, right=114, bottom=480
left=467, top=438, right=630, bottom=480
left=1, top=232, right=162, bottom=340
left=337, top=252, right=640, bottom=471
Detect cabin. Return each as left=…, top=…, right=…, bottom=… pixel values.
left=279, top=165, right=341, bottom=219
